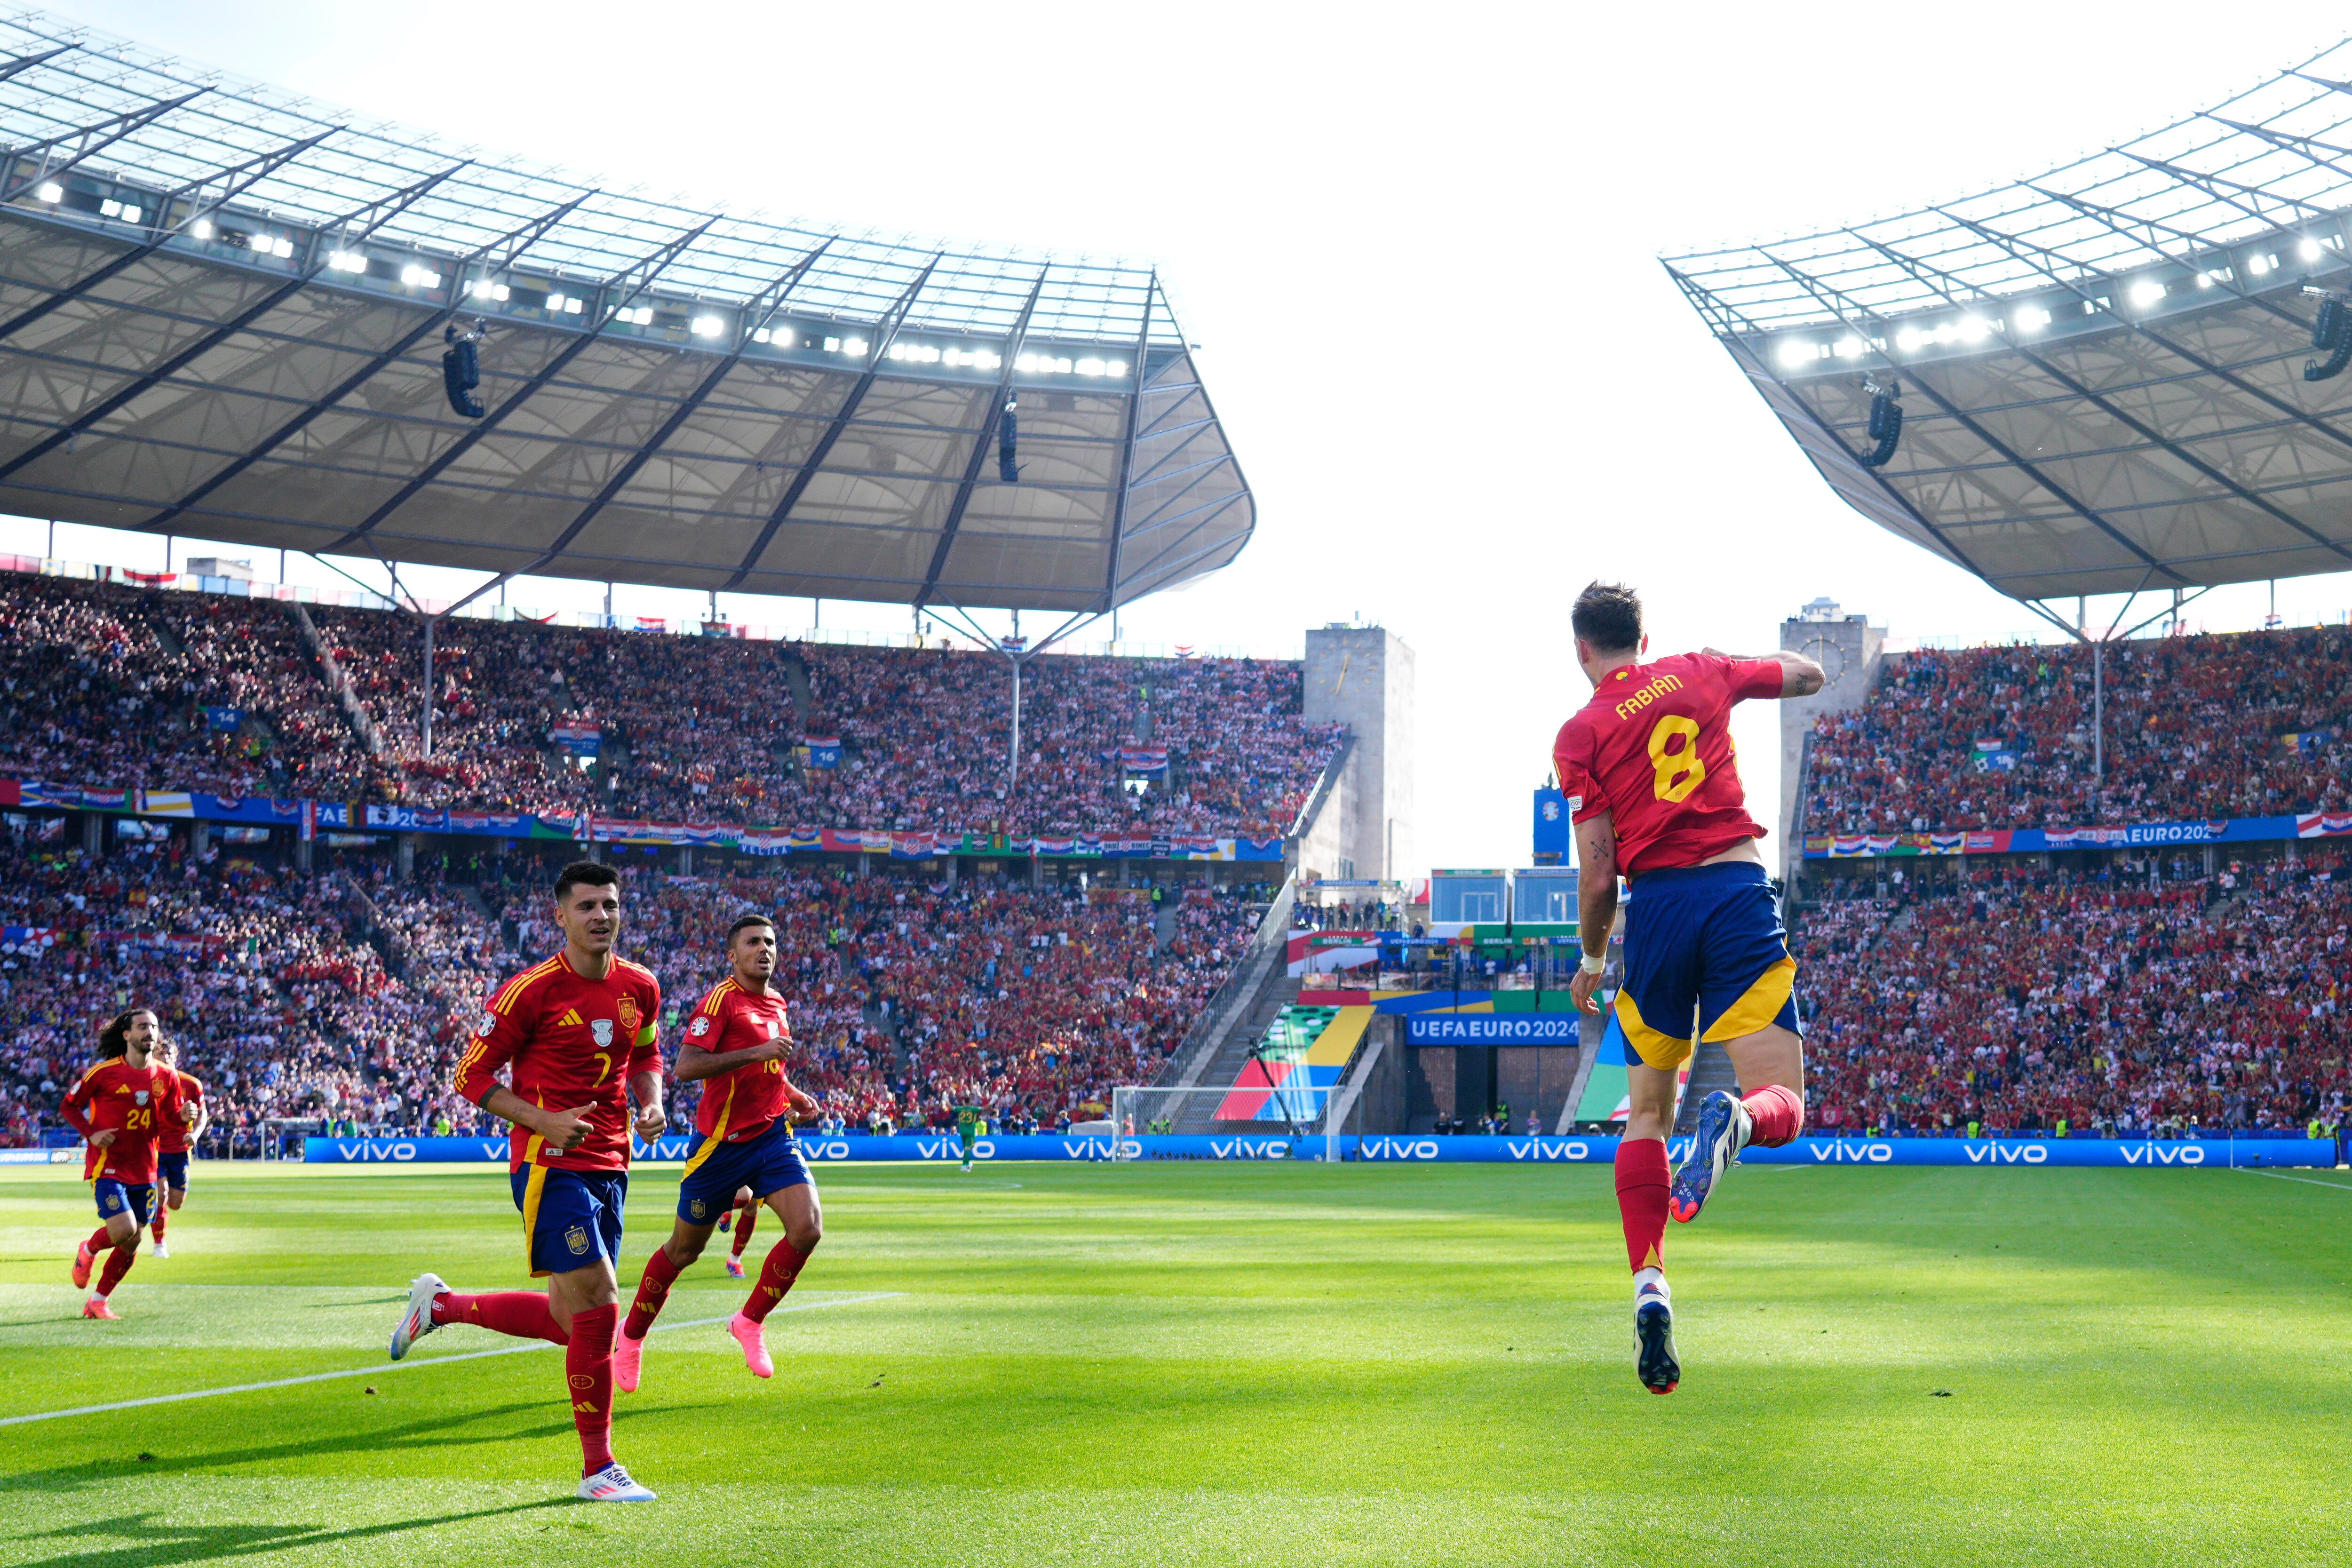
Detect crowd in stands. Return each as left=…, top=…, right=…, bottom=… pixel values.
left=0, top=573, right=1341, bottom=842
left=0, top=831, right=1263, bottom=1148
left=1804, top=626, right=2352, bottom=835
left=1796, top=851, right=2352, bottom=1136
left=0, top=576, right=375, bottom=800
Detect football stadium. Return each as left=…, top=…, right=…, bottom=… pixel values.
left=3, top=9, right=2352, bottom=1566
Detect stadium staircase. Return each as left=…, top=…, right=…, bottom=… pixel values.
left=1166, top=975, right=1309, bottom=1134
left=292, top=602, right=387, bottom=758
left=1674, top=1044, right=1740, bottom=1135
left=1152, top=876, right=1297, bottom=1113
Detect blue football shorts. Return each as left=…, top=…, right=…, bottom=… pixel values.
left=157, top=1152, right=190, bottom=1191
left=93, top=1177, right=155, bottom=1227
left=1614, top=860, right=1801, bottom=1071
left=511, top=1165, right=628, bottom=1279
left=676, top=1118, right=810, bottom=1225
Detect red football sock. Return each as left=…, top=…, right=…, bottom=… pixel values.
left=1614, top=1138, right=1671, bottom=1274
left=624, top=1248, right=680, bottom=1341
left=96, top=1242, right=136, bottom=1297
left=433, top=1290, right=569, bottom=1345
left=566, top=1303, right=618, bottom=1476
left=1743, top=1083, right=1806, bottom=1148
left=83, top=1226, right=114, bottom=1255
left=731, top=1202, right=757, bottom=1258
left=149, top=1206, right=168, bottom=1241
left=741, top=1238, right=812, bottom=1323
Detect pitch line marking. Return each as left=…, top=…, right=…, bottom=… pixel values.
left=2240, top=1169, right=2352, bottom=1191
left=0, top=1290, right=903, bottom=1429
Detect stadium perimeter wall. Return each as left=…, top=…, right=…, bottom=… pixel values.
left=290, top=1134, right=2340, bottom=1168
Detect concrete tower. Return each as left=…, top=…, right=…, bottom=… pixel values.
left=1778, top=598, right=1883, bottom=877
left=1300, top=624, right=1416, bottom=883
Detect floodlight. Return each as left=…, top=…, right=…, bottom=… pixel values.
left=400, top=264, right=439, bottom=288
left=546, top=291, right=568, bottom=311
left=2128, top=279, right=2165, bottom=309
left=1108, top=360, right=1128, bottom=375
left=121, top=205, right=140, bottom=224
left=189, top=216, right=213, bottom=239
left=842, top=337, right=868, bottom=356
left=1892, top=328, right=1921, bottom=353
left=2012, top=307, right=2050, bottom=333
left=327, top=251, right=366, bottom=274
left=2301, top=237, right=2324, bottom=262
left=99, top=198, right=120, bottom=217
left=35, top=181, right=59, bottom=203
left=1955, top=317, right=1990, bottom=343
left=2249, top=254, right=2273, bottom=277
left=563, top=297, right=582, bottom=314
left=691, top=316, right=723, bottom=337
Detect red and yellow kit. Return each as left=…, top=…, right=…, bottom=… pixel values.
left=61, top=1059, right=182, bottom=1184
left=686, top=979, right=794, bottom=1145
left=455, top=952, right=662, bottom=1173
left=156, top=1069, right=204, bottom=1155
left=1551, top=652, right=1786, bottom=876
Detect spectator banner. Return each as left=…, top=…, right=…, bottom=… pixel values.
left=302, top=1133, right=2339, bottom=1167
left=1807, top=813, right=2303, bottom=859
left=136, top=791, right=195, bottom=817
left=1405, top=1014, right=1582, bottom=1044
left=547, top=721, right=601, bottom=756
left=203, top=706, right=243, bottom=732
left=805, top=736, right=842, bottom=769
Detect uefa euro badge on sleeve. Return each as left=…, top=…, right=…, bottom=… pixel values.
left=591, top=1019, right=614, bottom=1048
left=566, top=1224, right=590, bottom=1257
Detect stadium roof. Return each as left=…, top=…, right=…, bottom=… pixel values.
left=0, top=9, right=1252, bottom=614
left=1666, top=39, right=2352, bottom=610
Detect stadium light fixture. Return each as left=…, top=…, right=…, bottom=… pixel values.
left=327, top=250, right=366, bottom=274
left=2249, top=253, right=2274, bottom=277
left=842, top=337, right=870, bottom=356
left=2012, top=306, right=2051, bottom=334
left=546, top=291, right=568, bottom=311
left=400, top=263, right=440, bottom=288
left=1777, top=339, right=1814, bottom=366
left=98, top=198, right=141, bottom=222
left=34, top=181, right=60, bottom=203
left=2128, top=279, right=2165, bottom=309
left=690, top=315, right=723, bottom=337
left=2301, top=237, right=2324, bottom=262
left=1892, top=328, right=1921, bottom=353
left=1955, top=317, right=1990, bottom=343
left=189, top=216, right=213, bottom=239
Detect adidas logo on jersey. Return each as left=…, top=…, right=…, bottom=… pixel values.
left=556, top=1008, right=585, bottom=1028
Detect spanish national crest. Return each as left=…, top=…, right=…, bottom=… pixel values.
left=617, top=995, right=642, bottom=1035
left=565, top=1224, right=590, bottom=1256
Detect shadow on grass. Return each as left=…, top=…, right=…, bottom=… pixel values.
left=7, top=1498, right=578, bottom=1568
left=0, top=1401, right=569, bottom=1488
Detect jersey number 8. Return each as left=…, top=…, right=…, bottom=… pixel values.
left=1647, top=714, right=1707, bottom=803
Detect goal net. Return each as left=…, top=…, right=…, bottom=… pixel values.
left=1109, top=1083, right=1333, bottom=1149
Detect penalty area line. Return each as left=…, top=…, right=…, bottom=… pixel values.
left=0, top=1290, right=903, bottom=1429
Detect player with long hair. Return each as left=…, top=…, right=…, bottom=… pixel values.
left=616, top=913, right=821, bottom=1391
left=61, top=1009, right=188, bottom=1318
left=1555, top=582, right=1823, bottom=1394
left=384, top=861, right=666, bottom=1502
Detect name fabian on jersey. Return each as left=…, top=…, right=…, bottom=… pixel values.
left=1612, top=671, right=1684, bottom=721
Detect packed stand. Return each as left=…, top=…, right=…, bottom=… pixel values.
left=0, top=573, right=377, bottom=800
left=1803, top=627, right=2352, bottom=835
left=1795, top=852, right=2352, bottom=1136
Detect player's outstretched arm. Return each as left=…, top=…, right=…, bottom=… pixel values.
left=1569, top=812, right=1621, bottom=1017
left=1701, top=646, right=1825, bottom=698
left=477, top=1084, right=597, bottom=1152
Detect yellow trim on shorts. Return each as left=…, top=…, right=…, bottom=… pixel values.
left=518, top=1152, right=550, bottom=1279
left=683, top=1085, right=735, bottom=1178
left=1613, top=989, right=1692, bottom=1071
left=1701, top=955, right=1797, bottom=1043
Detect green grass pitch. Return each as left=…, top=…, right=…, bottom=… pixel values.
left=1, top=1158, right=2349, bottom=1566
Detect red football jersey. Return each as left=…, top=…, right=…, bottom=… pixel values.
left=156, top=1070, right=205, bottom=1155
left=62, top=1058, right=182, bottom=1185
left=687, top=978, right=795, bottom=1144
left=1551, top=652, right=1785, bottom=876
left=453, top=952, right=662, bottom=1173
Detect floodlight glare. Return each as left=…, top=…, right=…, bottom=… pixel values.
left=842, top=337, right=869, bottom=356
left=1893, top=328, right=1922, bottom=353
left=189, top=216, right=213, bottom=239
left=2012, top=307, right=2050, bottom=333
left=690, top=316, right=722, bottom=337
left=327, top=250, right=366, bottom=274
left=545, top=291, right=568, bottom=311
left=99, top=198, right=120, bottom=217
left=400, top=264, right=440, bottom=288
left=34, top=181, right=59, bottom=202
left=1955, top=317, right=1990, bottom=343
left=2301, top=237, right=2324, bottom=262
left=2128, top=279, right=2165, bottom=309
left=2249, top=254, right=2273, bottom=277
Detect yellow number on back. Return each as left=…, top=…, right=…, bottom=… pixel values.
left=1647, top=714, right=1706, bottom=803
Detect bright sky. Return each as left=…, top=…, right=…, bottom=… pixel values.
left=14, top=2, right=2352, bottom=868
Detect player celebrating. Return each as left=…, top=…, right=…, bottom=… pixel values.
left=147, top=1034, right=207, bottom=1258
left=1554, top=582, right=1822, bottom=1395
left=384, top=862, right=665, bottom=1503
left=616, top=914, right=820, bottom=1393
left=61, top=1009, right=187, bottom=1319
